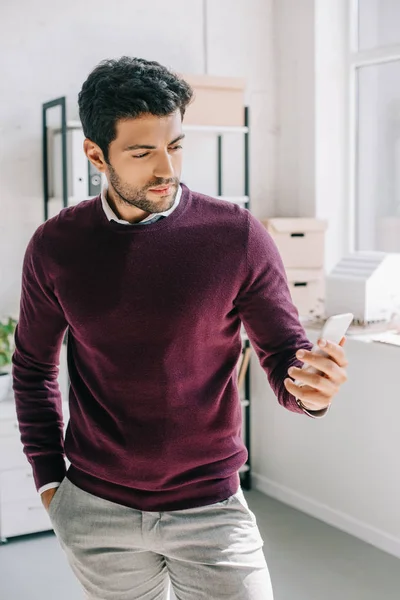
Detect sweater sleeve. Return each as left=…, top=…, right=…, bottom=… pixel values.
left=234, top=213, right=314, bottom=415
left=12, top=225, right=68, bottom=490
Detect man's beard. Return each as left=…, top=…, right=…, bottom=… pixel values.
left=107, top=163, right=179, bottom=214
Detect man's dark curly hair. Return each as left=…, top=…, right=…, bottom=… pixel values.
left=78, top=56, right=194, bottom=162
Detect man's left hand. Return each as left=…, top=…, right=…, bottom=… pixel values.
left=284, top=337, right=348, bottom=412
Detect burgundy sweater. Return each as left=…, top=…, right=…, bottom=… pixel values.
left=13, top=184, right=312, bottom=511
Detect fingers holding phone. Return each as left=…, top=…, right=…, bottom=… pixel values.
left=284, top=313, right=352, bottom=413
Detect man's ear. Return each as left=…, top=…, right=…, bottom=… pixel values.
left=84, top=139, right=107, bottom=173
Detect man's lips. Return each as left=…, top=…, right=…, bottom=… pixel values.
left=148, top=186, right=173, bottom=195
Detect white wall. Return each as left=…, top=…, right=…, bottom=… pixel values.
left=0, top=0, right=276, bottom=317
left=274, top=0, right=316, bottom=219
left=274, top=0, right=348, bottom=273
left=314, top=0, right=348, bottom=272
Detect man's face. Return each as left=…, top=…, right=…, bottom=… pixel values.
left=103, top=110, right=184, bottom=214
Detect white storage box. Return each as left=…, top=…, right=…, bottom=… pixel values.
left=262, top=218, right=327, bottom=269
left=182, top=75, right=246, bottom=127
left=286, top=268, right=325, bottom=320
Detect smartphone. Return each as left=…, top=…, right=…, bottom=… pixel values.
left=294, top=313, right=353, bottom=387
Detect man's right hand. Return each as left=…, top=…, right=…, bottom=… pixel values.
left=41, top=487, right=58, bottom=511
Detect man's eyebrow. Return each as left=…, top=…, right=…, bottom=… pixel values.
left=170, top=133, right=186, bottom=145
left=123, top=134, right=185, bottom=152
left=123, top=143, right=156, bottom=152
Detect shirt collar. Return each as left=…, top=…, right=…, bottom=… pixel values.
left=101, top=184, right=182, bottom=225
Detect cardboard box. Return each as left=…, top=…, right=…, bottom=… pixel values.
left=182, top=75, right=246, bottom=127
left=286, top=268, right=325, bottom=319
left=262, top=218, right=327, bottom=269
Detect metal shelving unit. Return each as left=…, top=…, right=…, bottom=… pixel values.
left=182, top=107, right=252, bottom=489
left=42, top=98, right=252, bottom=490
left=239, top=336, right=252, bottom=491
left=213, top=106, right=252, bottom=490
left=42, top=97, right=68, bottom=221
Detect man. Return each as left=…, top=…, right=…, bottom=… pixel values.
left=13, top=57, right=348, bottom=600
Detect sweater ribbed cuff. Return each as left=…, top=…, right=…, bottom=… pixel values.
left=31, top=455, right=67, bottom=491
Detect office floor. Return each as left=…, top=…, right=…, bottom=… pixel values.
left=2, top=489, right=400, bottom=600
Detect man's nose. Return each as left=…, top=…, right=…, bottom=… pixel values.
left=153, top=152, right=175, bottom=180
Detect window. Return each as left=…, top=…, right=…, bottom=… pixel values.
left=358, top=0, right=400, bottom=50
left=351, top=0, right=400, bottom=252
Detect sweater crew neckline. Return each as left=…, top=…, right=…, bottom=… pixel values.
left=94, top=183, right=190, bottom=233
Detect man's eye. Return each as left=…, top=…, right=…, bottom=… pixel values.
left=133, top=147, right=182, bottom=159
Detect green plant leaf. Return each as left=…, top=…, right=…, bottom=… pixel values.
left=0, top=317, right=17, bottom=367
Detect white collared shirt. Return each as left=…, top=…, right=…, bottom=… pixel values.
left=100, top=184, right=182, bottom=225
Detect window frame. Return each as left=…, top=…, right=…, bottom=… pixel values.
left=348, top=0, right=400, bottom=251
